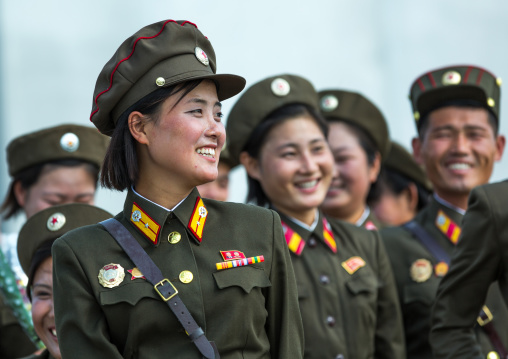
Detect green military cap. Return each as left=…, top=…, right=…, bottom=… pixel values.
left=7, top=124, right=109, bottom=176
left=318, top=89, right=391, bottom=160
left=409, top=65, right=501, bottom=130
left=218, top=146, right=237, bottom=169
left=90, top=19, right=246, bottom=136
left=17, top=203, right=113, bottom=278
left=384, top=141, right=433, bottom=192
left=226, top=74, right=319, bottom=163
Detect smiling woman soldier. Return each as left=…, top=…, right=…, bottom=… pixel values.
left=52, top=20, right=303, bottom=359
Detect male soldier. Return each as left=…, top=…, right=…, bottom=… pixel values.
left=431, top=180, right=508, bottom=358
left=381, top=65, right=507, bottom=359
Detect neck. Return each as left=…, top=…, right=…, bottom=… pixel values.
left=434, top=190, right=469, bottom=212
left=322, top=204, right=366, bottom=225
left=280, top=208, right=317, bottom=227
left=135, top=176, right=192, bottom=210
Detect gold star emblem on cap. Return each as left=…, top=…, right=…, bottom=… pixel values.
left=47, top=213, right=66, bottom=231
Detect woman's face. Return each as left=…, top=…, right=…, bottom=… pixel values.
left=31, top=257, right=60, bottom=359
left=247, top=116, right=334, bottom=222
left=139, top=80, right=225, bottom=190
left=321, top=122, right=379, bottom=219
left=15, top=165, right=96, bottom=218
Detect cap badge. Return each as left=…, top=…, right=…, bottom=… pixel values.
left=98, top=263, right=125, bottom=288
left=271, top=78, right=291, bottom=97
left=342, top=256, right=366, bottom=275
left=220, top=250, right=246, bottom=261
left=47, top=212, right=66, bottom=231
left=320, top=95, right=339, bottom=112
left=60, top=132, right=79, bottom=152
left=155, top=77, right=166, bottom=87
left=127, top=267, right=146, bottom=281
left=410, top=259, right=432, bottom=283
left=442, top=71, right=461, bottom=86
left=195, top=47, right=209, bottom=66
left=188, top=197, right=208, bottom=242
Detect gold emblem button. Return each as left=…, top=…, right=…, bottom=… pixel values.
left=179, top=270, right=193, bottom=284
left=168, top=231, right=181, bottom=244
left=487, top=351, right=500, bottom=359
left=155, top=77, right=166, bottom=86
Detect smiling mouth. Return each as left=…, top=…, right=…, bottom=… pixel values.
left=296, top=179, right=318, bottom=189
left=196, top=147, right=216, bottom=158
left=447, top=163, right=472, bottom=170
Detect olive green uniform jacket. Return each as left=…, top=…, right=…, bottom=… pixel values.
left=20, top=349, right=54, bottom=359
left=277, top=211, right=404, bottom=359
left=0, top=294, right=36, bottom=359
left=431, top=181, right=508, bottom=358
left=381, top=196, right=508, bottom=358
left=358, top=208, right=384, bottom=231
left=53, top=188, right=303, bottom=359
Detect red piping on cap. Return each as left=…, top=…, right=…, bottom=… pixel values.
left=417, top=79, right=425, bottom=91
left=463, top=66, right=473, bottom=83
left=427, top=72, right=436, bottom=88
left=476, top=69, right=485, bottom=85
left=90, top=20, right=198, bottom=123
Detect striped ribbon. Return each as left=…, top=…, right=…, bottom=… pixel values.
left=216, top=255, right=264, bottom=270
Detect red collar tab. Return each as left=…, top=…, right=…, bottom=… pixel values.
left=130, top=202, right=161, bottom=245
left=281, top=218, right=337, bottom=255
left=322, top=217, right=337, bottom=253
left=188, top=197, right=208, bottom=242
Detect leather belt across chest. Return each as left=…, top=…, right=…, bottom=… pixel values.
left=101, top=218, right=219, bottom=359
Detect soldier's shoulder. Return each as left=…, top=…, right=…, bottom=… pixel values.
left=204, top=200, right=277, bottom=221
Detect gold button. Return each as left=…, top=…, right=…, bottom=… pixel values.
left=155, top=77, right=165, bottom=86
left=414, top=111, right=420, bottom=122
left=487, top=97, right=495, bottom=107
left=179, top=271, right=193, bottom=284
left=168, top=231, right=181, bottom=244
left=487, top=351, right=500, bottom=359
left=496, top=77, right=502, bottom=87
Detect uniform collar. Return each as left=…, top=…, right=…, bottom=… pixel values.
left=428, top=196, right=463, bottom=245
left=124, top=187, right=207, bottom=247
left=433, top=193, right=466, bottom=215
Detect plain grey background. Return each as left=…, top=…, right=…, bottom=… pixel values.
left=1, top=1, right=507, bottom=232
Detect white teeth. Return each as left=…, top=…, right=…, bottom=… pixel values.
left=297, top=180, right=318, bottom=189
left=448, top=163, right=470, bottom=170
left=197, top=148, right=215, bottom=158
left=51, top=328, right=57, bottom=337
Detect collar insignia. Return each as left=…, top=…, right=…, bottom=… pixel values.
left=188, top=197, right=208, bottom=242
left=220, top=250, right=246, bottom=261
left=342, top=256, right=366, bottom=275
left=435, top=210, right=461, bottom=244
left=322, top=217, right=337, bottom=253
left=281, top=218, right=337, bottom=255
left=364, top=221, right=378, bottom=231
left=130, top=202, right=161, bottom=245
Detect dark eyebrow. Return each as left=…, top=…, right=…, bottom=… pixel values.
left=186, top=98, right=222, bottom=109
left=276, top=138, right=326, bottom=151
left=32, top=284, right=52, bottom=290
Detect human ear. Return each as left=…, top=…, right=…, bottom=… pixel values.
left=494, top=134, right=506, bottom=161
left=368, top=152, right=382, bottom=183
left=240, top=152, right=262, bottom=181
left=412, top=137, right=424, bottom=166
left=13, top=181, right=27, bottom=208
left=128, top=111, right=150, bottom=145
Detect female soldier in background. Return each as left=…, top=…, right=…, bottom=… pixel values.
left=0, top=124, right=108, bottom=358
left=226, top=74, right=404, bottom=359
left=372, top=141, right=432, bottom=226
left=318, top=90, right=390, bottom=230
left=18, top=203, right=112, bottom=359
left=52, top=20, right=303, bottom=359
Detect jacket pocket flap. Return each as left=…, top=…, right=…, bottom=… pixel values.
left=100, top=282, right=159, bottom=306
left=213, top=266, right=271, bottom=294
left=346, top=274, right=377, bottom=295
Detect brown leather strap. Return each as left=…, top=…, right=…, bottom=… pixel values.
left=101, top=218, right=218, bottom=359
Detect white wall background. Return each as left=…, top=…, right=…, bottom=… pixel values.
left=1, top=1, right=507, bottom=232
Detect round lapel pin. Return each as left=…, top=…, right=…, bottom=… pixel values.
left=98, top=263, right=125, bottom=288
left=410, top=259, right=433, bottom=283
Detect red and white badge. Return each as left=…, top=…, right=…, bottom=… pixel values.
left=342, top=256, right=366, bottom=275
left=220, top=250, right=246, bottom=261
left=320, top=94, right=339, bottom=112
left=195, top=47, right=209, bottom=66
left=271, top=78, right=290, bottom=97
left=410, top=259, right=432, bottom=283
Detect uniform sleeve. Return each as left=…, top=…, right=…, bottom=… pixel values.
left=52, top=237, right=124, bottom=359
left=373, top=230, right=406, bottom=359
left=264, top=210, right=304, bottom=358
left=430, top=186, right=502, bottom=358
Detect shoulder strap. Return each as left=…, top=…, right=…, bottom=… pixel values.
left=403, top=220, right=450, bottom=264
left=100, top=218, right=218, bottom=359
left=403, top=220, right=508, bottom=357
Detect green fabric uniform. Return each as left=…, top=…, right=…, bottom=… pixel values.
left=431, top=180, right=508, bottom=358
left=53, top=188, right=303, bottom=358
left=358, top=208, right=384, bottom=231
left=20, top=349, right=55, bottom=359
left=277, top=210, right=404, bottom=359
left=0, top=295, right=36, bottom=358
left=381, top=196, right=508, bottom=358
